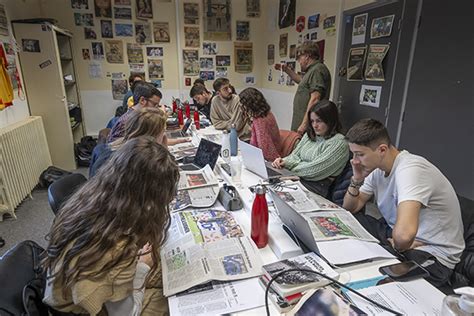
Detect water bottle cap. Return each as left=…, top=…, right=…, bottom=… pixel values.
left=231, top=123, right=236, bottom=129
left=254, top=184, right=266, bottom=195
left=454, top=287, right=474, bottom=313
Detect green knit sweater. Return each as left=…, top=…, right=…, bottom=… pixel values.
left=283, top=133, right=349, bottom=181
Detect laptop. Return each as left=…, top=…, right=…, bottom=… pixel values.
left=166, top=118, right=192, bottom=138
left=238, top=140, right=294, bottom=179
left=179, top=138, right=222, bottom=171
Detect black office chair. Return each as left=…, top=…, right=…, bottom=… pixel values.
left=47, top=173, right=87, bottom=215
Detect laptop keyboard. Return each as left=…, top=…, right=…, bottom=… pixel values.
left=266, top=167, right=281, bottom=177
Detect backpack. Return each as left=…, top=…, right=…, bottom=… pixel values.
left=38, top=166, right=72, bottom=189
left=74, top=136, right=97, bottom=167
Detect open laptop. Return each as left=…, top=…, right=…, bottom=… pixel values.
left=238, top=140, right=294, bottom=179
left=179, top=138, right=222, bottom=171
left=166, top=118, right=192, bottom=138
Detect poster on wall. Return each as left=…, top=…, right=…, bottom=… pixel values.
left=84, top=27, right=97, bottom=39
left=74, top=13, right=94, bottom=26
left=115, top=23, right=133, bottom=36
left=323, top=15, right=336, bottom=36
left=101, top=20, right=113, bottom=38
left=234, top=42, right=253, bottom=73
left=289, top=44, right=296, bottom=59
left=278, top=0, right=296, bottom=29
left=365, top=44, right=389, bottom=81
left=114, top=0, right=131, bottom=5
left=82, top=48, right=90, bottom=60
left=153, top=22, right=170, bottom=43
left=112, top=79, right=128, bottom=100
left=244, top=75, right=255, bottom=85
left=130, top=63, right=145, bottom=73
left=370, top=15, right=394, bottom=39
left=135, top=22, right=151, bottom=44
left=88, top=62, right=103, bottom=79
left=308, top=13, right=319, bottom=29
left=22, top=39, right=41, bottom=53
left=127, top=43, right=144, bottom=63
left=146, top=46, right=163, bottom=57
left=91, top=42, right=104, bottom=59
left=184, top=3, right=199, bottom=25
left=148, top=59, right=164, bottom=79
left=136, top=0, right=153, bottom=19
left=246, top=0, right=260, bottom=18
left=105, top=40, right=124, bottom=63
left=183, top=49, right=199, bottom=76
left=114, top=7, right=132, bottom=20
left=200, top=57, right=214, bottom=70
left=184, top=26, right=200, bottom=48
left=216, top=66, right=227, bottom=78
left=317, top=39, right=325, bottom=62
left=352, top=13, right=367, bottom=45
left=203, top=0, right=232, bottom=41
left=203, top=42, right=218, bottom=55
left=359, top=85, right=382, bottom=108
left=279, top=33, right=288, bottom=57
left=346, top=46, right=366, bottom=81
left=267, top=44, right=274, bottom=65
left=236, top=21, right=250, bottom=41
left=296, top=16, right=305, bottom=33
left=199, top=71, right=215, bottom=81
left=216, top=55, right=230, bottom=66
left=94, top=0, right=112, bottom=18
left=72, top=0, right=89, bottom=10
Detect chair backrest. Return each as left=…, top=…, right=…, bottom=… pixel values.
left=48, top=173, right=87, bottom=215
left=279, top=129, right=302, bottom=157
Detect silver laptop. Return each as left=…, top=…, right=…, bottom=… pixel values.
left=166, top=118, right=192, bottom=138
left=238, top=140, right=294, bottom=179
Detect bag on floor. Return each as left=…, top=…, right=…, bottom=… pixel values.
left=39, top=166, right=72, bottom=189
left=75, top=136, right=97, bottom=167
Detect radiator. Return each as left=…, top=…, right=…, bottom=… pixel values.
left=0, top=116, right=52, bottom=220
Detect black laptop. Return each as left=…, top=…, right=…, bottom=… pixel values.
left=166, top=118, right=192, bottom=138
left=179, top=138, right=222, bottom=171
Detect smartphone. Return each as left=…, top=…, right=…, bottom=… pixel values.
left=378, top=260, right=430, bottom=281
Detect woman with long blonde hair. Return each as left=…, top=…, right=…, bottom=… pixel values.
left=43, top=136, right=180, bottom=315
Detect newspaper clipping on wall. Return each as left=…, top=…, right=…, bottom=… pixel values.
left=347, top=46, right=367, bottom=81
left=203, top=0, right=232, bottom=41
left=365, top=44, right=389, bottom=81
left=234, top=42, right=253, bottom=73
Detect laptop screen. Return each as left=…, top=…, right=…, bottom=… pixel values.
left=193, top=138, right=222, bottom=169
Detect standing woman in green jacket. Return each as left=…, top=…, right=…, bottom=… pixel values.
left=272, top=100, right=349, bottom=196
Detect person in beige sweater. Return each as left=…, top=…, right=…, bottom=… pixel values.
left=42, top=137, right=180, bottom=316
left=210, top=78, right=250, bottom=140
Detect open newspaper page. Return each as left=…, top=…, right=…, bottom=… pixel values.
left=302, top=211, right=378, bottom=242
left=170, top=185, right=219, bottom=212
left=161, top=210, right=263, bottom=296
left=178, top=165, right=219, bottom=190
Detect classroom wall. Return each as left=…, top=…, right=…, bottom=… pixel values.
left=0, top=0, right=41, bottom=128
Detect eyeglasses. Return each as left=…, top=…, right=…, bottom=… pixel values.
left=146, top=98, right=160, bottom=107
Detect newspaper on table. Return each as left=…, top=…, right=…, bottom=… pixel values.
left=170, top=144, right=198, bottom=161
left=201, top=133, right=222, bottom=144
left=161, top=209, right=263, bottom=296
left=178, top=165, right=219, bottom=190
left=170, top=185, right=219, bottom=212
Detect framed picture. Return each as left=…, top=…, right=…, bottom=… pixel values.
left=370, top=15, right=395, bottom=39
left=359, top=85, right=382, bottom=108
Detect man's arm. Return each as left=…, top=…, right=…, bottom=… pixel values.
left=391, top=200, right=421, bottom=251
left=343, top=183, right=372, bottom=214
left=297, top=91, right=320, bottom=134
left=275, top=64, right=302, bottom=83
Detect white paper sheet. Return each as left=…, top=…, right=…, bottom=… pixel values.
left=318, top=239, right=395, bottom=265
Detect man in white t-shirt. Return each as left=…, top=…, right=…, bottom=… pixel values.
left=343, top=118, right=465, bottom=288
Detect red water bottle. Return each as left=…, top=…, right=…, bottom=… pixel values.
left=178, top=107, right=184, bottom=125
left=172, top=99, right=177, bottom=113
left=193, top=110, right=200, bottom=130
left=185, top=102, right=190, bottom=118
left=251, top=185, right=269, bottom=248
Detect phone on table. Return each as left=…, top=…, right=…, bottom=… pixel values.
left=378, top=260, right=430, bottom=281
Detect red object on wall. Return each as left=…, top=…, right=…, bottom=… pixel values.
left=296, top=16, right=306, bottom=33
left=185, top=77, right=191, bottom=86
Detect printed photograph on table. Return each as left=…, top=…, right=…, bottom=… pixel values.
left=115, top=23, right=133, bottom=36
left=91, top=42, right=104, bottom=59
left=71, top=0, right=89, bottom=10
left=114, top=7, right=132, bottom=20
left=234, top=42, right=252, bottom=73
left=100, top=20, right=113, bottom=38
left=365, top=44, right=389, bottom=81
left=114, top=0, right=131, bottom=5
left=183, top=3, right=199, bottom=25
left=183, top=49, right=199, bottom=76
left=148, top=59, right=164, bottom=79
left=352, top=13, right=368, bottom=45
left=146, top=46, right=163, bottom=57
left=203, top=0, right=232, bottom=41
left=84, top=27, right=97, bottom=39
left=216, top=66, right=227, bottom=78
left=310, top=215, right=355, bottom=238
left=200, top=57, right=214, bottom=70
left=215, top=55, right=230, bottom=66
left=278, top=0, right=296, bottom=29
left=203, top=42, right=217, bottom=55
left=199, top=71, right=215, bottom=81
left=347, top=46, right=366, bottom=81
left=359, top=85, right=382, bottom=108
left=22, top=39, right=40, bottom=53
left=136, top=0, right=153, bottom=19
left=246, top=0, right=260, bottom=17
left=184, top=26, right=200, bottom=48
left=279, top=33, right=288, bottom=57
left=126, top=43, right=144, bottom=63
left=111, top=79, right=128, bottom=100
left=236, top=21, right=250, bottom=41
left=267, top=44, right=274, bottom=64
left=135, top=22, right=151, bottom=44
left=74, top=13, right=94, bottom=26
left=82, top=48, right=90, bottom=60
left=308, top=13, right=319, bottom=29
left=222, top=254, right=248, bottom=276
left=105, top=39, right=123, bottom=63
left=94, top=0, right=112, bottom=18
left=153, top=22, right=170, bottom=43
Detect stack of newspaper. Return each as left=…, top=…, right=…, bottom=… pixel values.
left=161, top=209, right=263, bottom=297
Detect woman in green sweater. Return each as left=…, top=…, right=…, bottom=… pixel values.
left=272, top=100, right=349, bottom=196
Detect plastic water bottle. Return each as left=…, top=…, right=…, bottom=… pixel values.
left=230, top=123, right=238, bottom=156
left=251, top=184, right=269, bottom=248
left=441, top=287, right=474, bottom=316
left=221, top=130, right=231, bottom=163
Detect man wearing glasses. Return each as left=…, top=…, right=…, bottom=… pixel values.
left=210, top=78, right=250, bottom=139
left=275, top=41, right=331, bottom=135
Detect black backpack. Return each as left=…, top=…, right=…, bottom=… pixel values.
left=74, top=136, right=97, bottom=167
left=39, top=166, right=72, bottom=189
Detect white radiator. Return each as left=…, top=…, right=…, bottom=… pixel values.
left=0, top=116, right=52, bottom=220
